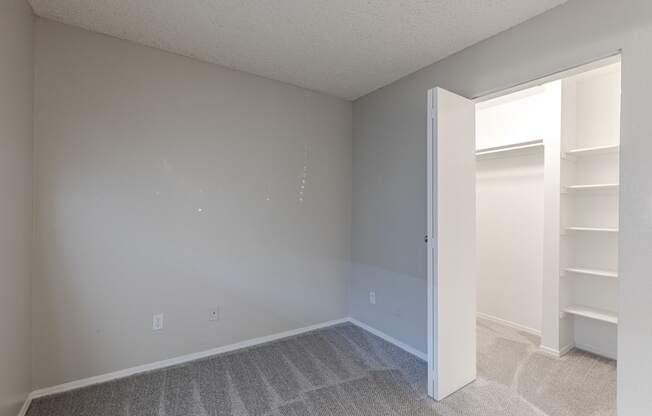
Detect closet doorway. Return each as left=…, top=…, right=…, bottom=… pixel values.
left=427, top=56, right=621, bottom=404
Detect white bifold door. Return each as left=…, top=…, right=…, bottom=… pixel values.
left=426, top=87, right=477, bottom=400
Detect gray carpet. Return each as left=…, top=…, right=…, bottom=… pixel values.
left=26, top=319, right=616, bottom=416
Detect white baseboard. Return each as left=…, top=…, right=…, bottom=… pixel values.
left=23, top=317, right=349, bottom=407
left=17, top=395, right=31, bottom=416
left=348, top=318, right=427, bottom=361
left=539, top=343, right=574, bottom=358
left=18, top=315, right=426, bottom=414
left=574, top=343, right=616, bottom=360
left=538, top=345, right=558, bottom=357
left=477, top=312, right=541, bottom=337
left=559, top=343, right=575, bottom=356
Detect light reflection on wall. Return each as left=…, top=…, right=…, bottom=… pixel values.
left=298, top=144, right=309, bottom=203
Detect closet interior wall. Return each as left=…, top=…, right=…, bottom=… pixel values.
left=475, top=84, right=557, bottom=336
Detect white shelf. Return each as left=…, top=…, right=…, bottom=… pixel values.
left=564, top=305, right=618, bottom=324
left=565, top=183, right=619, bottom=192
left=564, top=144, right=619, bottom=157
left=563, top=267, right=618, bottom=278
left=565, top=226, right=619, bottom=233
left=476, top=139, right=543, bottom=159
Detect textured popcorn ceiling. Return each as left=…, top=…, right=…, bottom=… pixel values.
left=28, top=0, right=567, bottom=100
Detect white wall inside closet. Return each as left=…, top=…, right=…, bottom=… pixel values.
left=475, top=83, right=560, bottom=334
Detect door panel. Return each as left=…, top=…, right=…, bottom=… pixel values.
left=427, top=87, right=476, bottom=400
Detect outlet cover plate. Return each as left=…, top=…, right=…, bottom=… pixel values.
left=152, top=313, right=164, bottom=331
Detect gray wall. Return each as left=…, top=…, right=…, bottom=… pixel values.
left=0, top=1, right=33, bottom=415
left=350, top=0, right=652, bottom=413
left=33, top=19, right=352, bottom=389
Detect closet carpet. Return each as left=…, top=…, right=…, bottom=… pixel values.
left=26, top=319, right=616, bottom=416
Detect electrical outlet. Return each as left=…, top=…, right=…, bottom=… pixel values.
left=209, top=307, right=220, bottom=322
left=369, top=291, right=376, bottom=305
left=152, top=313, right=164, bottom=331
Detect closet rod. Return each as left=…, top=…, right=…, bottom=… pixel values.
left=475, top=139, right=543, bottom=157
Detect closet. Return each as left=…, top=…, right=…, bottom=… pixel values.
left=475, top=86, right=550, bottom=337
left=474, top=58, right=620, bottom=360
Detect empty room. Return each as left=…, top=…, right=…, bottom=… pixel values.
left=1, top=1, right=651, bottom=415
